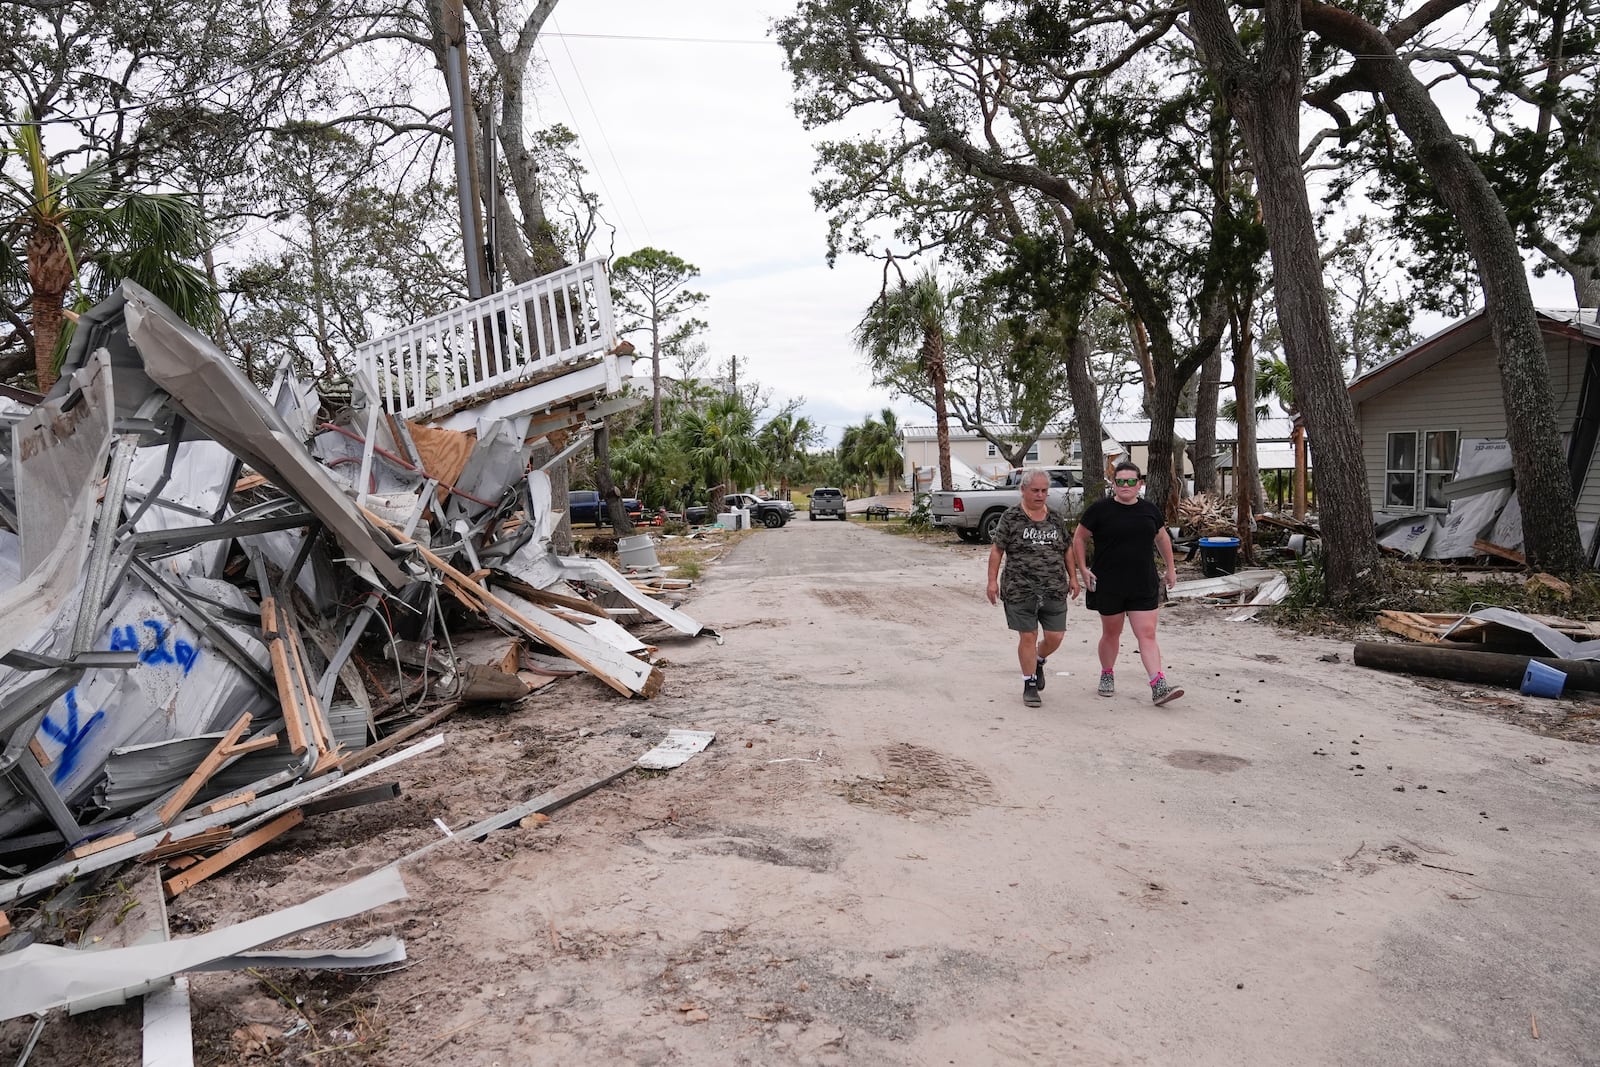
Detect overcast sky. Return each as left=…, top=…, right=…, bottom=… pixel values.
left=532, top=1, right=911, bottom=446
left=531, top=2, right=1580, bottom=447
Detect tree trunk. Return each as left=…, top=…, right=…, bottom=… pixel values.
left=1232, top=302, right=1260, bottom=564
left=1145, top=369, right=1185, bottom=522
left=651, top=321, right=663, bottom=436
left=927, top=332, right=953, bottom=491
left=1303, top=0, right=1585, bottom=575
left=1194, top=344, right=1221, bottom=495
left=27, top=225, right=72, bottom=392
left=592, top=419, right=635, bottom=535
left=1067, top=333, right=1105, bottom=500
left=1189, top=0, right=1383, bottom=601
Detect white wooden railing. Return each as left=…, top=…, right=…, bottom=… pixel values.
left=354, top=257, right=616, bottom=421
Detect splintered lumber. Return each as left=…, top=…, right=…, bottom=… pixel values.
left=67, top=832, right=138, bottom=860
left=363, top=508, right=662, bottom=697
left=1376, top=611, right=1493, bottom=645
left=488, top=574, right=607, bottom=618
left=0, top=912, right=9, bottom=938
left=139, top=828, right=233, bottom=863
left=1353, top=641, right=1600, bottom=692
left=261, top=595, right=309, bottom=755
left=157, top=713, right=274, bottom=825
left=1474, top=538, right=1526, bottom=564
left=162, top=810, right=304, bottom=899
left=281, top=602, right=338, bottom=757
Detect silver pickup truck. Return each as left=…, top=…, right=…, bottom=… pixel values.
left=928, top=467, right=1084, bottom=543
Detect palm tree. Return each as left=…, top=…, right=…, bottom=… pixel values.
left=758, top=408, right=821, bottom=498
left=862, top=407, right=904, bottom=493
left=1, top=122, right=218, bottom=389
left=673, top=393, right=764, bottom=519
left=854, top=268, right=958, bottom=491
left=1222, top=355, right=1297, bottom=422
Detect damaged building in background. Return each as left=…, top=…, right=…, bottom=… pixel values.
left=0, top=257, right=713, bottom=911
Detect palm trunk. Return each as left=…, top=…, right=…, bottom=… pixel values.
left=927, top=332, right=953, bottom=491
left=27, top=226, right=72, bottom=392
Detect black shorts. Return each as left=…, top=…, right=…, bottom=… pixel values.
left=1086, top=587, right=1160, bottom=616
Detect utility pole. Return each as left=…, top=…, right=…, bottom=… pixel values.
left=436, top=0, right=490, bottom=300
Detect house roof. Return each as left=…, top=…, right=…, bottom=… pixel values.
left=1346, top=307, right=1600, bottom=405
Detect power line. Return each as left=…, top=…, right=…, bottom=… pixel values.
left=544, top=14, right=654, bottom=250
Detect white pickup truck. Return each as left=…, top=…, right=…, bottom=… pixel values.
left=928, top=467, right=1085, bottom=543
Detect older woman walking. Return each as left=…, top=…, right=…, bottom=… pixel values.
left=1071, top=461, right=1183, bottom=705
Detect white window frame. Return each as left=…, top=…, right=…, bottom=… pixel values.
left=1385, top=431, right=1417, bottom=510
left=1423, top=428, right=1458, bottom=512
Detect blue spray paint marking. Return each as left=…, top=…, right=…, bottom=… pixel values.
left=107, top=620, right=199, bottom=675
left=41, top=688, right=106, bottom=786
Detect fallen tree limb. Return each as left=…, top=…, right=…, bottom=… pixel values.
left=1352, top=642, right=1600, bottom=692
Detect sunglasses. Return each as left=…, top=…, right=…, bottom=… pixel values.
left=1113, top=477, right=1141, bottom=486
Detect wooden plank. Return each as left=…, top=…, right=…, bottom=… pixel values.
left=364, top=509, right=660, bottom=697
left=1474, top=538, right=1526, bottom=564
left=68, top=832, right=138, bottom=860
left=162, top=810, right=304, bottom=899
left=0, top=911, right=10, bottom=938
left=261, top=596, right=309, bottom=755
left=489, top=574, right=606, bottom=618
left=1376, top=610, right=1443, bottom=644
left=286, top=617, right=337, bottom=757
left=201, top=792, right=255, bottom=816
left=158, top=714, right=254, bottom=825
left=28, top=739, right=50, bottom=768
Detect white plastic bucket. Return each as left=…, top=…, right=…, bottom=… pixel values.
left=617, top=534, right=658, bottom=569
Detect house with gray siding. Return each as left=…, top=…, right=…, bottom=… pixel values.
left=1347, top=308, right=1600, bottom=559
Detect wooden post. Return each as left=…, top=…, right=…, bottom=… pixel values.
left=1293, top=423, right=1308, bottom=520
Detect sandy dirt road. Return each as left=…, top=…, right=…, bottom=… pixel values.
left=14, top=516, right=1600, bottom=1065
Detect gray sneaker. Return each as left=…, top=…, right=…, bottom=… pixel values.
left=1151, top=676, right=1184, bottom=706
left=1023, top=678, right=1042, bottom=707
left=1034, top=658, right=1047, bottom=691
left=1098, top=670, right=1115, bottom=697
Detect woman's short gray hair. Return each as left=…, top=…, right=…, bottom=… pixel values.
left=1019, top=467, right=1052, bottom=488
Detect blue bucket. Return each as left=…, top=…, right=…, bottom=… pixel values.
left=1521, top=660, right=1567, bottom=698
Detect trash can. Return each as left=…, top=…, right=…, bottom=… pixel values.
left=1521, top=660, right=1566, bottom=698
left=1198, top=536, right=1240, bottom=578
left=617, top=534, right=658, bottom=570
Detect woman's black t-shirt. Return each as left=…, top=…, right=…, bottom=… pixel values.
left=1079, top=496, right=1166, bottom=597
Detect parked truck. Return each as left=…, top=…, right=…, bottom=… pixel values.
left=684, top=492, right=795, bottom=527
left=928, top=467, right=1084, bottom=543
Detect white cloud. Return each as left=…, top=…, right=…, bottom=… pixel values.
left=533, top=2, right=925, bottom=444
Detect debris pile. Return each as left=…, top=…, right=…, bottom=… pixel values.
left=1357, top=607, right=1600, bottom=695
left=0, top=280, right=714, bottom=919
